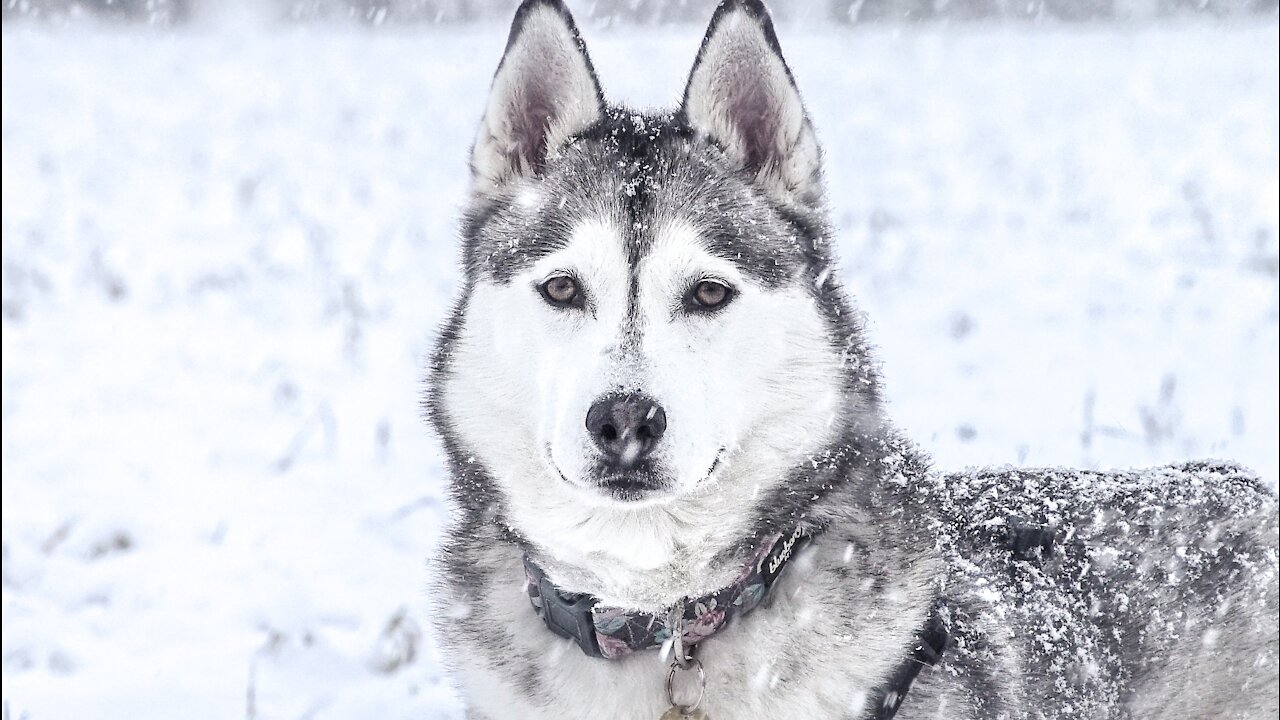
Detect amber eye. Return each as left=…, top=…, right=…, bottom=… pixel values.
left=539, top=274, right=582, bottom=308
left=688, top=279, right=734, bottom=311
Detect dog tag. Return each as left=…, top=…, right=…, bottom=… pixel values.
left=660, top=707, right=709, bottom=720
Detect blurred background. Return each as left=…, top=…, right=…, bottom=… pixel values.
left=3, top=0, right=1278, bottom=24
left=2, top=1, right=1277, bottom=718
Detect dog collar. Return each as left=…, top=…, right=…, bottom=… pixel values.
left=522, top=526, right=810, bottom=659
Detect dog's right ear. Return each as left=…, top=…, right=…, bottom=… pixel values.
left=471, top=0, right=604, bottom=195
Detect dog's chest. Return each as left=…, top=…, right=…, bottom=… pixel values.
left=454, top=611, right=868, bottom=720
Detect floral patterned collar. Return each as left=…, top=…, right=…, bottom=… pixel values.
left=522, top=526, right=810, bottom=659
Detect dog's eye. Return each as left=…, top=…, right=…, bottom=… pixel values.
left=687, top=279, right=734, bottom=311
left=538, top=275, right=582, bottom=308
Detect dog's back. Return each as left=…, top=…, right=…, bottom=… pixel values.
left=916, top=461, right=1279, bottom=719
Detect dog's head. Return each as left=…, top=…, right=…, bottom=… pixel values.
left=430, top=0, right=881, bottom=562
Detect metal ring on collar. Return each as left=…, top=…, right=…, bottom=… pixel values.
left=668, top=602, right=690, bottom=668
left=665, top=657, right=706, bottom=713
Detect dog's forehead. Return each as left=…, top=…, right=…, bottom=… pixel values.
left=464, top=110, right=815, bottom=286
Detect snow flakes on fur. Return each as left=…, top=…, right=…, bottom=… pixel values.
left=909, top=461, right=1279, bottom=719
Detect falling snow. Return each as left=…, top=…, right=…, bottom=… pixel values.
left=2, top=18, right=1277, bottom=720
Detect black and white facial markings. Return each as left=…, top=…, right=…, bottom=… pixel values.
left=431, top=0, right=880, bottom=566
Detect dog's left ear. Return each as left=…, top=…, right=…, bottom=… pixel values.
left=681, top=0, right=823, bottom=207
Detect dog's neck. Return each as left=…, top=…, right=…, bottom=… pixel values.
left=513, top=479, right=773, bottom=610
left=505, top=424, right=910, bottom=611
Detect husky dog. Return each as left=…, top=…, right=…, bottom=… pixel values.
left=425, top=1, right=1280, bottom=718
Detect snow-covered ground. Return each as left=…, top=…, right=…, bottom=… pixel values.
left=2, top=20, right=1277, bottom=720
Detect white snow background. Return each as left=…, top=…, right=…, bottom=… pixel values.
left=2, top=15, right=1278, bottom=720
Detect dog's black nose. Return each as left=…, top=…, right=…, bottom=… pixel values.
left=585, top=394, right=666, bottom=469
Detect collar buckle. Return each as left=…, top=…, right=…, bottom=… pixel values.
left=524, top=556, right=601, bottom=657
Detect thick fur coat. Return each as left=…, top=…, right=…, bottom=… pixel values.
left=425, top=2, right=1280, bottom=718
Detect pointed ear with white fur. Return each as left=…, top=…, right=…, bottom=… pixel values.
left=681, top=0, right=823, bottom=206
left=471, top=0, right=604, bottom=194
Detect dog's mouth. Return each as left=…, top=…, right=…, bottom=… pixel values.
left=595, top=465, right=665, bottom=502
left=544, top=445, right=726, bottom=504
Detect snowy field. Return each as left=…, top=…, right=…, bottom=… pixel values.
left=2, top=19, right=1277, bottom=720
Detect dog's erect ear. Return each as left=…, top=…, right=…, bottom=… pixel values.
left=471, top=0, right=604, bottom=194
left=682, top=0, right=823, bottom=206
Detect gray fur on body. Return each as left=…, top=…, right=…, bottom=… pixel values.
left=435, top=451, right=1279, bottom=720
left=425, top=1, right=1280, bottom=718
